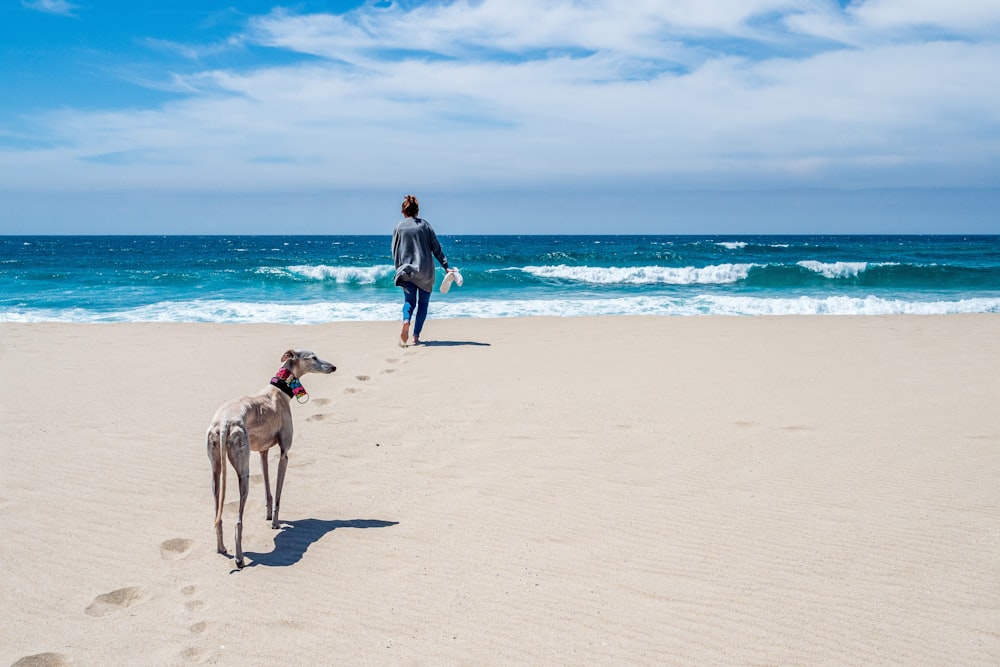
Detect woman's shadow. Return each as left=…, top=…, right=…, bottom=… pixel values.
left=241, top=518, right=398, bottom=568
left=416, top=340, right=490, bottom=347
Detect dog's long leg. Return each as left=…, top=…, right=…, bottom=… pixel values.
left=231, top=427, right=251, bottom=569
left=259, top=449, right=273, bottom=521
left=212, top=424, right=228, bottom=555
left=271, top=437, right=290, bottom=530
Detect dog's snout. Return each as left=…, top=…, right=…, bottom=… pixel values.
left=327, top=364, right=337, bottom=373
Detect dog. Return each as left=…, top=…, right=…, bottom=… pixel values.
left=206, top=349, right=336, bottom=568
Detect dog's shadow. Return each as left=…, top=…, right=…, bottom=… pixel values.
left=242, top=518, right=398, bottom=568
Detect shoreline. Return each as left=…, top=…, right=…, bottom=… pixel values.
left=5, top=293, right=1000, bottom=323
left=2, top=315, right=998, bottom=665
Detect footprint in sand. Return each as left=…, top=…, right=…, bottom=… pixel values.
left=189, top=620, right=211, bottom=635
left=160, top=538, right=195, bottom=561
left=355, top=375, right=370, bottom=382
left=85, top=586, right=146, bottom=617
left=180, top=645, right=207, bottom=663
left=307, top=413, right=333, bottom=422
left=344, top=387, right=361, bottom=394
left=386, top=358, right=400, bottom=364
left=312, top=398, right=332, bottom=406
left=223, top=500, right=246, bottom=513
left=180, top=586, right=212, bottom=660
left=11, top=653, right=71, bottom=667
left=380, top=368, right=397, bottom=374
left=181, top=584, right=206, bottom=611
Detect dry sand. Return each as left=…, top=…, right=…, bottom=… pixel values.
left=1, top=315, right=998, bottom=666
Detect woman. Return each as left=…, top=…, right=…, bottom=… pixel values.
left=392, top=194, right=455, bottom=346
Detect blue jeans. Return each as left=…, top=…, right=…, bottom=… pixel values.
left=401, top=283, right=431, bottom=338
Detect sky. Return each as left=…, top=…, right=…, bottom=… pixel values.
left=1, top=0, right=999, bottom=234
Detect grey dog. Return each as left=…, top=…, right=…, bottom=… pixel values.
left=206, top=349, right=336, bottom=569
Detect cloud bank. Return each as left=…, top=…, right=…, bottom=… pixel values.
left=3, top=0, right=1000, bottom=199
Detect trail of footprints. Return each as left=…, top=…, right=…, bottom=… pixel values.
left=60, top=546, right=218, bottom=664
left=307, top=355, right=401, bottom=422
left=8, top=356, right=406, bottom=665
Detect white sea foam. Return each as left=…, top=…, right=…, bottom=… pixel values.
left=690, top=295, right=1000, bottom=316
left=716, top=241, right=748, bottom=250
left=260, top=264, right=395, bottom=283
left=796, top=260, right=894, bottom=279
left=0, top=300, right=400, bottom=324
left=4, top=295, right=999, bottom=323
left=434, top=295, right=1000, bottom=318
left=520, top=264, right=756, bottom=285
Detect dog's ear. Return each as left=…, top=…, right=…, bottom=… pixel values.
left=281, top=350, right=296, bottom=362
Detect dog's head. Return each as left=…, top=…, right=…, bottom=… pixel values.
left=281, top=349, right=337, bottom=376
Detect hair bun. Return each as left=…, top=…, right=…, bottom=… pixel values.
left=402, top=194, right=420, bottom=216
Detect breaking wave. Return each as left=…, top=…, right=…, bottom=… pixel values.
left=519, top=264, right=756, bottom=285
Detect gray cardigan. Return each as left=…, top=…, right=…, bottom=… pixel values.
left=392, top=217, right=449, bottom=292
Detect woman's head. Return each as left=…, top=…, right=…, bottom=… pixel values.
left=401, top=195, right=419, bottom=218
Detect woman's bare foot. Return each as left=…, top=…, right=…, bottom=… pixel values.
left=399, top=321, right=410, bottom=347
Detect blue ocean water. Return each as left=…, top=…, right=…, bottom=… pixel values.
left=2, top=235, right=1000, bottom=323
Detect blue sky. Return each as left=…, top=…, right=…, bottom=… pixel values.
left=1, top=0, right=998, bottom=234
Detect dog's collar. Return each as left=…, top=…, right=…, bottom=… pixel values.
left=271, top=367, right=309, bottom=403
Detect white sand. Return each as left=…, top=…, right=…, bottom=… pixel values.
left=2, top=316, right=998, bottom=665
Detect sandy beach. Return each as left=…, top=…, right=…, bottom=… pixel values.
left=2, top=315, right=998, bottom=666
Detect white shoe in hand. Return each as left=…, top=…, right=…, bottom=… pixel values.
left=440, top=269, right=463, bottom=293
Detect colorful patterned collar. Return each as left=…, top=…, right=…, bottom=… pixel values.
left=270, top=367, right=308, bottom=402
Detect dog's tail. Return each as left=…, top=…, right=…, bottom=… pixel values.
left=214, top=422, right=228, bottom=529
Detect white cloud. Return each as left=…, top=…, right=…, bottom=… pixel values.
left=249, top=0, right=807, bottom=63
left=786, top=0, right=1000, bottom=45
left=848, top=0, right=1000, bottom=34
left=22, top=0, right=77, bottom=17
left=142, top=36, right=246, bottom=61
left=3, top=0, right=999, bottom=194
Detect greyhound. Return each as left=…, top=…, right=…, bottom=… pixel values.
left=206, top=349, right=336, bottom=569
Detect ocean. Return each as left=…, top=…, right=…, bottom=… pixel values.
left=2, top=235, right=1000, bottom=323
